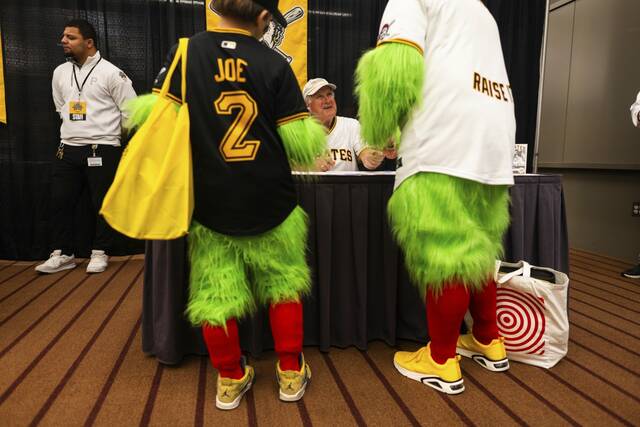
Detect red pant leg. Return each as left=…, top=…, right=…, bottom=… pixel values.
left=202, top=319, right=243, bottom=379
left=269, top=301, right=303, bottom=371
left=469, top=279, right=500, bottom=345
left=426, top=284, right=470, bottom=364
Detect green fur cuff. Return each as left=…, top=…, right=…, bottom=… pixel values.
left=355, top=43, right=424, bottom=149
left=123, top=93, right=160, bottom=131
left=277, top=117, right=327, bottom=169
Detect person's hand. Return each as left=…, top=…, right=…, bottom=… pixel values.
left=360, top=148, right=385, bottom=170
left=315, top=154, right=335, bottom=172
left=383, top=139, right=397, bottom=160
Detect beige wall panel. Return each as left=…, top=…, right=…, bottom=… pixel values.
left=538, top=2, right=574, bottom=164
left=563, top=0, right=640, bottom=168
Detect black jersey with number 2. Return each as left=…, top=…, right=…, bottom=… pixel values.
left=153, top=29, right=308, bottom=236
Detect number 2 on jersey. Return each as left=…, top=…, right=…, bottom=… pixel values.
left=214, top=90, right=261, bottom=162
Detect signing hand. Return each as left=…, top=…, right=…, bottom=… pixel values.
left=315, top=154, right=335, bottom=172
left=359, top=148, right=385, bottom=170
left=383, top=139, right=397, bottom=160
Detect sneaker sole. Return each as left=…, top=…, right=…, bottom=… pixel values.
left=216, top=376, right=254, bottom=410
left=279, top=378, right=310, bottom=402
left=393, top=360, right=464, bottom=395
left=622, top=273, right=640, bottom=279
left=456, top=347, right=510, bottom=372
left=86, top=266, right=107, bottom=273
left=277, top=365, right=311, bottom=402
left=35, top=263, right=76, bottom=274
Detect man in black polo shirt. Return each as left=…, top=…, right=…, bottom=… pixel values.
left=145, top=0, right=326, bottom=410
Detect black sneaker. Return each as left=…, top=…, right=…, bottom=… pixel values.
left=622, top=264, right=640, bottom=279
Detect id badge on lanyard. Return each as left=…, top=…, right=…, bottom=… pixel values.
left=87, top=144, right=103, bottom=167
left=70, top=57, right=101, bottom=121
left=69, top=100, right=87, bottom=121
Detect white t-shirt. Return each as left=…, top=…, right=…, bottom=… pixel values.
left=326, top=116, right=365, bottom=172
left=52, top=51, right=137, bottom=146
left=630, top=91, right=640, bottom=127
left=378, top=0, right=515, bottom=188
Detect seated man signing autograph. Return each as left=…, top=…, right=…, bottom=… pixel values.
left=303, top=78, right=395, bottom=172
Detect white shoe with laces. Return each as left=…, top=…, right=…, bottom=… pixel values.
left=35, top=250, right=76, bottom=274
left=86, top=250, right=109, bottom=273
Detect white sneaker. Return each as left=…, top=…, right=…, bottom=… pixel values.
left=86, top=250, right=109, bottom=273
left=35, top=250, right=76, bottom=274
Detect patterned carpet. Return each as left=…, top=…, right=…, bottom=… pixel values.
left=0, top=249, right=638, bottom=426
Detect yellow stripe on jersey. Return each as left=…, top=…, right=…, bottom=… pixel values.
left=377, top=38, right=424, bottom=56
left=152, top=87, right=182, bottom=105
left=208, top=27, right=253, bottom=37
left=327, top=117, right=337, bottom=135
left=276, top=112, right=309, bottom=126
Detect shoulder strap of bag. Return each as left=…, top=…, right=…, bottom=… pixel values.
left=179, top=38, right=188, bottom=103
left=159, top=38, right=189, bottom=100
left=496, top=260, right=532, bottom=284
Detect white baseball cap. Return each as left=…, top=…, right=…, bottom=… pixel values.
left=303, top=78, right=337, bottom=99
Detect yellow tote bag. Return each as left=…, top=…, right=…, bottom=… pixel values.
left=101, top=38, right=193, bottom=240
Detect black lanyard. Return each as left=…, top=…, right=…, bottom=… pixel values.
left=72, top=57, right=102, bottom=96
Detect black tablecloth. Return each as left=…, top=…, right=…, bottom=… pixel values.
left=142, top=173, right=568, bottom=364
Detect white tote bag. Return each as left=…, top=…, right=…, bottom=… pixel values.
left=493, top=260, right=570, bottom=369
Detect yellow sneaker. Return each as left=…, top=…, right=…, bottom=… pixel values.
left=276, top=354, right=311, bottom=402
left=216, top=360, right=255, bottom=410
left=393, top=344, right=464, bottom=395
left=456, top=334, right=510, bottom=372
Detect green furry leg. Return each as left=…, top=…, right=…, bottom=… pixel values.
left=235, top=206, right=311, bottom=306
left=187, top=206, right=310, bottom=327
left=187, top=222, right=256, bottom=327
left=277, top=117, right=327, bottom=170
left=355, top=43, right=424, bottom=150
left=388, top=173, right=510, bottom=296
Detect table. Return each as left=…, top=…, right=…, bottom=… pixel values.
left=142, top=173, right=568, bottom=364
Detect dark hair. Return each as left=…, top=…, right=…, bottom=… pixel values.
left=64, top=18, right=98, bottom=49
left=210, top=0, right=265, bottom=24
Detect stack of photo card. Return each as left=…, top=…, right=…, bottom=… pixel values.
left=513, top=144, right=527, bottom=175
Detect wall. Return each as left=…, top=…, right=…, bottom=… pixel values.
left=538, top=0, right=640, bottom=261
left=538, top=168, right=640, bottom=262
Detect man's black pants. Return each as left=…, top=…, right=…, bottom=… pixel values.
left=50, top=144, right=122, bottom=255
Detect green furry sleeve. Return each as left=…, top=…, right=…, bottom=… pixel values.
left=277, top=117, right=327, bottom=169
left=355, top=43, right=425, bottom=149
left=122, top=93, right=160, bottom=131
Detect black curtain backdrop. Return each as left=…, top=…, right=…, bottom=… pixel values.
left=485, top=0, right=546, bottom=171
left=0, top=0, right=204, bottom=259
left=0, top=0, right=545, bottom=259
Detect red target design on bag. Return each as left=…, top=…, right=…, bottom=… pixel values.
left=496, top=288, right=546, bottom=355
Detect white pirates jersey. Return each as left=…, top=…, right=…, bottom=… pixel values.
left=326, top=116, right=365, bottom=172
left=378, top=0, right=515, bottom=188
